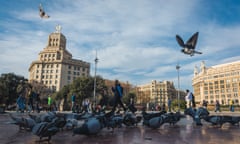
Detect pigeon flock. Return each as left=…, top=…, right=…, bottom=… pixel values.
left=8, top=107, right=240, bottom=143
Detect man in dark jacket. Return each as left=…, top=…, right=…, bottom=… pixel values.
left=111, top=80, right=127, bottom=114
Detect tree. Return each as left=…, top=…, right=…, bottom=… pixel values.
left=55, top=75, right=107, bottom=109
left=0, top=73, right=28, bottom=106
left=171, top=99, right=186, bottom=111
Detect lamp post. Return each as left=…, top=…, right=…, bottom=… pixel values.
left=176, top=64, right=180, bottom=112
left=93, top=52, right=99, bottom=108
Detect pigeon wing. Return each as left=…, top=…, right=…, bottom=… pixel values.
left=176, top=35, right=185, bottom=47
left=186, top=32, right=199, bottom=49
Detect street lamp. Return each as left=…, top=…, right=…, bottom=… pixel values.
left=93, top=52, right=99, bottom=108
left=176, top=64, right=180, bottom=112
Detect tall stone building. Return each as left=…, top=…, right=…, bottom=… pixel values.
left=192, top=60, right=240, bottom=105
left=29, top=26, right=90, bottom=91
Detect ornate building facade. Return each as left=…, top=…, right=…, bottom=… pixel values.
left=136, top=80, right=181, bottom=107
left=192, top=61, right=240, bottom=105
left=29, top=26, right=90, bottom=91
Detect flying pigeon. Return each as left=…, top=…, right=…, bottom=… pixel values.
left=176, top=32, right=202, bottom=56
left=39, top=3, right=50, bottom=18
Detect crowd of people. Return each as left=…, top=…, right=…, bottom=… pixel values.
left=14, top=82, right=237, bottom=114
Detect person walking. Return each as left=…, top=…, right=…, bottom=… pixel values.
left=185, top=89, right=193, bottom=108
left=215, top=100, right=221, bottom=112
left=71, top=94, right=76, bottom=113
left=229, top=100, right=234, bottom=112
left=16, top=95, right=25, bottom=113
left=48, top=95, right=52, bottom=111
left=111, top=80, right=127, bottom=114
left=168, top=99, right=172, bottom=112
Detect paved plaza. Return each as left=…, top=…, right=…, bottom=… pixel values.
left=0, top=111, right=240, bottom=144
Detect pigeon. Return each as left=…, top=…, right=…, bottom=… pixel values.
left=123, top=112, right=142, bottom=127
left=9, top=113, right=36, bottom=130
left=163, top=112, right=185, bottom=125
left=202, top=115, right=240, bottom=126
left=29, top=111, right=56, bottom=123
left=144, top=115, right=166, bottom=129
left=73, top=117, right=102, bottom=135
left=39, top=3, right=50, bottom=18
left=142, top=110, right=166, bottom=125
left=176, top=32, right=202, bottom=56
left=184, top=107, right=209, bottom=126
left=32, top=121, right=59, bottom=142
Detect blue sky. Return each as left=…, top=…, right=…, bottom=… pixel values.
left=1, top=0, right=240, bottom=91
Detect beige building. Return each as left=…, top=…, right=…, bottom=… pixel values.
left=136, top=80, right=178, bottom=107
left=192, top=61, right=240, bottom=105
left=29, top=26, right=90, bottom=91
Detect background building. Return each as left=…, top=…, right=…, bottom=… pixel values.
left=192, top=61, right=240, bottom=105
left=29, top=26, right=90, bottom=91
left=136, top=80, right=182, bottom=108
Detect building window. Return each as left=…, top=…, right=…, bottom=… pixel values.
left=68, top=76, right=71, bottom=80
left=68, top=65, right=71, bottom=69
left=55, top=80, right=58, bottom=84
left=68, top=71, right=71, bottom=74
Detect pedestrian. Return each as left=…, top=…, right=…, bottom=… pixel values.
left=48, top=95, right=52, bottom=111
left=202, top=100, right=208, bottom=109
left=71, top=94, right=76, bottom=113
left=16, top=95, right=25, bottom=113
left=185, top=89, right=193, bottom=108
left=192, top=94, right=196, bottom=108
left=229, top=100, right=234, bottom=112
left=111, top=80, right=127, bottom=114
left=215, top=100, right=221, bottom=112
left=82, top=99, right=90, bottom=113
left=168, top=99, right=172, bottom=112
left=60, top=98, right=64, bottom=112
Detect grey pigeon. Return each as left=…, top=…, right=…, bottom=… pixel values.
left=176, top=32, right=202, bottom=56
left=184, top=107, right=209, bottom=125
left=163, top=112, right=185, bottom=125
left=32, top=121, right=59, bottom=142
left=73, top=117, right=102, bottom=135
left=9, top=113, right=36, bottom=130
left=202, top=115, right=240, bottom=126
